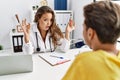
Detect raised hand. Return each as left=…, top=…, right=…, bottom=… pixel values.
left=21, top=19, right=31, bottom=43
left=66, top=18, right=75, bottom=33
left=65, top=18, right=75, bottom=40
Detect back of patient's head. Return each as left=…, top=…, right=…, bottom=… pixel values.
left=84, top=1, right=120, bottom=44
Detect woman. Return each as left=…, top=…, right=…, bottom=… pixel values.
left=22, top=6, right=74, bottom=54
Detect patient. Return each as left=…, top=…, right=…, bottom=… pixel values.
left=62, top=1, right=120, bottom=80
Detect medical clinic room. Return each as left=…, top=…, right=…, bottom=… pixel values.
left=0, top=0, right=120, bottom=80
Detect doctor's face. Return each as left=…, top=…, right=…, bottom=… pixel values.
left=38, top=13, right=52, bottom=31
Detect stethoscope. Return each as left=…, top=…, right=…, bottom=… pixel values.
left=35, top=32, right=55, bottom=52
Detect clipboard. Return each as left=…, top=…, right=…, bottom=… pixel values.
left=38, top=53, right=71, bottom=66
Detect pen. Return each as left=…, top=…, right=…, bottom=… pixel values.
left=56, top=60, right=71, bottom=65
left=50, top=55, right=64, bottom=59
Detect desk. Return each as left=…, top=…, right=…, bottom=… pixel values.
left=0, top=48, right=81, bottom=80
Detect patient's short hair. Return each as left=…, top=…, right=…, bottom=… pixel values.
left=84, top=1, right=120, bottom=44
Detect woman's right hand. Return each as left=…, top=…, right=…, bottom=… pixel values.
left=21, top=19, right=31, bottom=43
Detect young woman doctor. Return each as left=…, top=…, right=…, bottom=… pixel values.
left=22, top=6, right=74, bottom=54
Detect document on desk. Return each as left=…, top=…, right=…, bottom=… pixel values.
left=38, top=53, right=71, bottom=66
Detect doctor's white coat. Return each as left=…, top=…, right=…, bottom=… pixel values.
left=23, top=23, right=70, bottom=54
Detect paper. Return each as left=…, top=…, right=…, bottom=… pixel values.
left=13, top=37, right=18, bottom=46
left=38, top=53, right=71, bottom=66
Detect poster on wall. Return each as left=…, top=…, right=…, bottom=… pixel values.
left=94, top=0, right=120, bottom=5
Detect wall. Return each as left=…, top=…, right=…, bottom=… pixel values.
left=71, top=0, right=93, bottom=40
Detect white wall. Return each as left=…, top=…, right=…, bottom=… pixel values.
left=71, top=0, right=93, bottom=40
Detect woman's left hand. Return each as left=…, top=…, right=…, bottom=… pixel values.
left=66, top=18, right=75, bottom=33
left=65, top=18, right=75, bottom=40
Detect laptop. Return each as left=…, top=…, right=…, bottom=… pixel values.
left=0, top=54, right=33, bottom=75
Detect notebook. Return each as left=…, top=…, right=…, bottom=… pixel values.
left=39, top=53, right=71, bottom=66
left=0, top=54, right=33, bottom=75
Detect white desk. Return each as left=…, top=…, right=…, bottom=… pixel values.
left=0, top=48, right=81, bottom=80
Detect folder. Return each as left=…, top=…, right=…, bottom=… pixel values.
left=38, top=53, right=71, bottom=66
left=12, top=35, right=23, bottom=52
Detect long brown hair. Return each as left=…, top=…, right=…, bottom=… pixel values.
left=34, top=6, right=64, bottom=48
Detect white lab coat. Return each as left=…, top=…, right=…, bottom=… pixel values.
left=23, top=23, right=70, bottom=54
